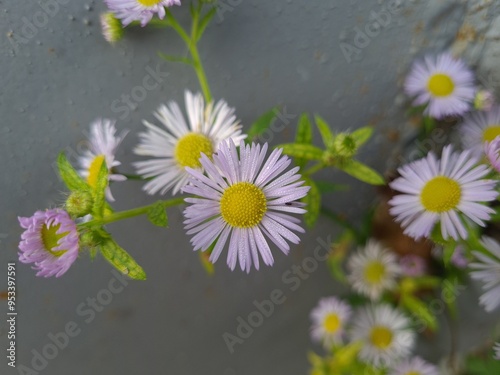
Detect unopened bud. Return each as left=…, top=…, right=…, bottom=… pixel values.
left=66, top=190, right=93, bottom=217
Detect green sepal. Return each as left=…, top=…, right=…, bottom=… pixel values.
left=351, top=126, right=373, bottom=147
left=196, top=6, right=216, bottom=41
left=337, top=159, right=385, bottom=185
left=100, top=237, right=146, bottom=280
left=247, top=107, right=278, bottom=141
left=147, top=201, right=169, bottom=227
left=401, top=294, right=438, bottom=331
left=314, top=115, right=334, bottom=147
left=276, top=143, right=324, bottom=161
left=57, top=152, right=90, bottom=192
left=91, top=160, right=109, bottom=219
left=89, top=247, right=98, bottom=261
left=301, top=177, right=320, bottom=228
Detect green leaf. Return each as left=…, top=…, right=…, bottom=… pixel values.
left=301, top=177, right=320, bottom=228
left=401, top=295, right=438, bottom=331
left=276, top=143, right=324, bottom=161
left=351, top=126, right=373, bottom=147
left=91, top=160, right=109, bottom=219
left=338, top=159, right=385, bottom=185
left=100, top=238, right=146, bottom=280
left=423, top=116, right=436, bottom=135
left=466, top=356, right=500, bottom=375
left=57, top=152, right=90, bottom=192
left=442, top=242, right=456, bottom=267
left=196, top=6, right=216, bottom=41
left=158, top=52, right=194, bottom=66
left=147, top=201, right=168, bottom=227
left=247, top=107, right=278, bottom=141
left=294, top=114, right=313, bottom=169
left=315, top=180, right=348, bottom=194
left=314, top=115, right=334, bottom=147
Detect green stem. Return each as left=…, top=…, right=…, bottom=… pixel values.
left=80, top=198, right=185, bottom=227
left=303, top=163, right=325, bottom=177
left=164, top=6, right=212, bottom=103
left=320, top=206, right=360, bottom=240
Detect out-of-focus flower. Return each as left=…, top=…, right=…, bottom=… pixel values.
left=399, top=254, right=427, bottom=277
left=310, top=297, right=352, bottom=348
left=389, top=356, right=439, bottom=375
left=474, top=89, right=495, bottom=111
left=460, top=107, right=500, bottom=158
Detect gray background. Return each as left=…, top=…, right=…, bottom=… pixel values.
left=1, top=0, right=500, bottom=374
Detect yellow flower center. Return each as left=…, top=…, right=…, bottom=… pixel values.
left=87, top=155, right=106, bottom=188
left=370, top=326, right=393, bottom=349
left=427, top=73, right=455, bottom=97
left=364, top=261, right=386, bottom=285
left=420, top=176, right=461, bottom=213
left=483, top=125, right=500, bottom=143
left=41, top=223, right=68, bottom=257
left=137, top=0, right=163, bottom=6
left=220, top=182, right=267, bottom=228
left=406, top=372, right=421, bottom=375
left=323, top=313, right=341, bottom=333
left=174, top=133, right=213, bottom=168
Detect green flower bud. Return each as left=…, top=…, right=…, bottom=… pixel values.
left=66, top=190, right=93, bottom=218
left=100, top=12, right=124, bottom=44
left=332, top=133, right=357, bottom=160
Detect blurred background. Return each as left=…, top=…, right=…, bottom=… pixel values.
left=1, top=0, right=500, bottom=374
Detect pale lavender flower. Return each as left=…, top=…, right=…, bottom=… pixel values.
left=78, top=119, right=128, bottom=202
left=494, top=342, right=500, bottom=360
left=389, top=356, right=439, bottom=375
left=389, top=145, right=497, bottom=241
left=474, top=89, right=495, bottom=111
left=485, top=135, right=500, bottom=174
left=469, top=236, right=500, bottom=312
left=183, top=139, right=310, bottom=272
left=405, top=52, right=475, bottom=119
left=460, top=107, right=500, bottom=158
left=18, top=209, right=79, bottom=278
left=310, top=297, right=352, bottom=348
left=105, top=0, right=181, bottom=27
left=451, top=245, right=468, bottom=269
left=399, top=254, right=427, bottom=277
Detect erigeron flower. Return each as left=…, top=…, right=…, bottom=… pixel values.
left=347, top=240, right=400, bottom=300
left=485, top=135, right=500, bottom=174
left=183, top=139, right=310, bottom=272
left=310, top=297, right=352, bottom=348
left=389, top=356, right=439, bottom=375
left=404, top=52, right=475, bottom=119
left=460, top=107, right=500, bottom=158
left=18, top=209, right=79, bottom=278
left=134, top=91, right=246, bottom=195
left=494, top=342, right=500, bottom=360
left=469, top=236, right=500, bottom=312
left=100, top=12, right=124, bottom=44
left=105, top=0, right=181, bottom=27
left=389, top=145, right=497, bottom=241
left=350, top=304, right=415, bottom=367
left=399, top=255, right=427, bottom=277
left=78, top=119, right=128, bottom=202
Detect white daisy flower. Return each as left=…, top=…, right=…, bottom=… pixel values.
left=347, top=240, right=400, bottom=301
left=404, top=52, right=475, bottom=119
left=78, top=119, right=128, bottom=202
left=182, top=139, right=310, bottom=272
left=460, top=107, right=500, bottom=158
left=389, top=356, right=439, bottom=375
left=134, top=91, right=246, bottom=196
left=494, top=342, right=500, bottom=360
left=310, top=297, right=352, bottom=348
left=350, top=304, right=415, bottom=368
left=389, top=145, right=497, bottom=241
left=105, top=0, right=181, bottom=27
left=469, top=236, right=500, bottom=312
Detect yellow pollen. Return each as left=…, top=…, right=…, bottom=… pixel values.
left=137, top=0, right=163, bottom=6
left=427, top=73, right=455, bottom=97
left=220, top=182, right=267, bottom=228
left=87, top=155, right=106, bottom=188
left=370, top=326, right=393, bottom=349
left=41, top=223, right=68, bottom=257
left=420, top=176, right=461, bottom=213
left=364, top=261, right=386, bottom=285
left=174, top=133, right=213, bottom=168
left=323, top=313, right=341, bottom=333
left=483, top=125, right=500, bottom=143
